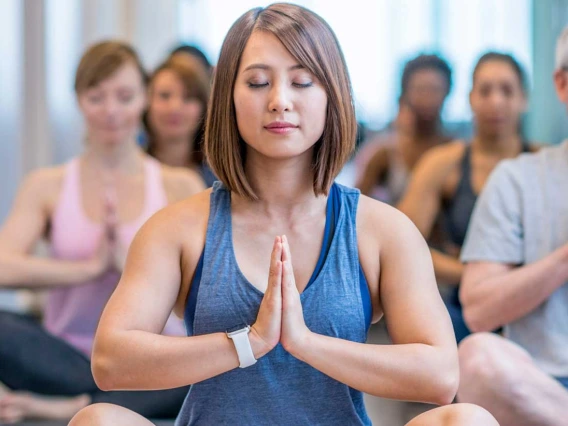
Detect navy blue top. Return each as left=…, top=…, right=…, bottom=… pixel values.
left=443, top=143, right=531, bottom=247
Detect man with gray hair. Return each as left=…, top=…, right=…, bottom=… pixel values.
left=456, top=27, right=568, bottom=425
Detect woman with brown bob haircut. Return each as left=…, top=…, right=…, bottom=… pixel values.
left=144, top=56, right=215, bottom=186
left=0, top=41, right=202, bottom=422
left=71, top=5, right=496, bottom=426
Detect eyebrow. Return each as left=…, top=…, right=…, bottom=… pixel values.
left=242, top=63, right=305, bottom=72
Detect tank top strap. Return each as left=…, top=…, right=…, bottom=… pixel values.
left=457, top=144, right=474, bottom=193
left=51, top=158, right=84, bottom=224
left=142, top=157, right=168, bottom=211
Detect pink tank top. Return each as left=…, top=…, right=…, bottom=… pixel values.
left=44, top=157, right=184, bottom=358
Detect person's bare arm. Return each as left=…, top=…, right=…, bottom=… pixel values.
left=92, top=194, right=283, bottom=391
left=397, top=144, right=463, bottom=283
left=356, top=146, right=389, bottom=196
left=285, top=200, right=458, bottom=405
left=461, top=244, right=568, bottom=332
left=0, top=169, right=106, bottom=289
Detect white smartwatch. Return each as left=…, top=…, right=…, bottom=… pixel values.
left=227, top=325, right=257, bottom=368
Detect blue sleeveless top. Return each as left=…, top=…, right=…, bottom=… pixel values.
left=176, top=182, right=372, bottom=426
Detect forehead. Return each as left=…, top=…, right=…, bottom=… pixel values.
left=475, top=60, right=518, bottom=81
left=89, top=62, right=143, bottom=91
left=238, top=31, right=299, bottom=71
left=408, top=68, right=447, bottom=86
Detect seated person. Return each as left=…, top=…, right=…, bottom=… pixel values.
left=457, top=27, right=568, bottom=426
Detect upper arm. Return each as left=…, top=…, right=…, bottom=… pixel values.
left=377, top=207, right=455, bottom=348
left=396, top=147, right=455, bottom=237
left=0, top=170, right=54, bottom=255
left=356, top=147, right=389, bottom=196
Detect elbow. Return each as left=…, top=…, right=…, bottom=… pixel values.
left=462, top=305, right=495, bottom=333
left=431, top=372, right=459, bottom=406
left=91, top=352, right=117, bottom=391
left=420, top=344, right=459, bottom=406
left=428, top=355, right=459, bottom=406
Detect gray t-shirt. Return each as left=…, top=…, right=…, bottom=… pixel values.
left=461, top=141, right=568, bottom=377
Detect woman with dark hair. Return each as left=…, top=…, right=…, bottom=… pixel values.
left=169, top=44, right=213, bottom=76
left=144, top=57, right=214, bottom=186
left=71, top=5, right=496, bottom=426
left=0, top=41, right=202, bottom=422
left=356, top=54, right=453, bottom=204
left=398, top=52, right=537, bottom=343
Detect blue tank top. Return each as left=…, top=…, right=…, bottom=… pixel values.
left=176, top=182, right=372, bottom=425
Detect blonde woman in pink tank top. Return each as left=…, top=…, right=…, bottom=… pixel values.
left=0, top=41, right=204, bottom=423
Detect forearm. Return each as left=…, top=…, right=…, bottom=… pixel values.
left=463, top=248, right=568, bottom=332
left=431, top=249, right=463, bottom=284
left=290, top=332, right=457, bottom=406
left=0, top=254, right=94, bottom=289
left=92, top=328, right=267, bottom=391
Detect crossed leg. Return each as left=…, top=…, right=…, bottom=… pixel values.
left=458, top=332, right=568, bottom=426
left=70, top=402, right=497, bottom=426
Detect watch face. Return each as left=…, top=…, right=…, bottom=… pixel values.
left=226, top=324, right=249, bottom=334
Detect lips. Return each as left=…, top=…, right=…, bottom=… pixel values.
left=264, top=121, right=298, bottom=129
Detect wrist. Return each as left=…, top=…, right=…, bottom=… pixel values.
left=284, top=328, right=313, bottom=361
left=248, top=325, right=274, bottom=359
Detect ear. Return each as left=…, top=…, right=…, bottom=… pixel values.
left=553, top=69, right=568, bottom=103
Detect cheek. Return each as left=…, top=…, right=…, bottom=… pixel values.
left=184, top=103, right=203, bottom=121
left=125, top=99, right=145, bottom=123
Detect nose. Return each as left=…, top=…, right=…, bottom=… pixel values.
left=268, top=83, right=292, bottom=113
left=103, top=98, right=120, bottom=116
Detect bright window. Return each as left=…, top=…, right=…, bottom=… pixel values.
left=178, top=0, right=532, bottom=127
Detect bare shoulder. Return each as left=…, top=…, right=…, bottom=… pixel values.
left=408, top=139, right=467, bottom=186
left=143, top=188, right=211, bottom=241
left=357, top=194, right=423, bottom=249
left=419, top=139, right=466, bottom=170
left=160, top=163, right=207, bottom=203
left=19, top=165, right=67, bottom=206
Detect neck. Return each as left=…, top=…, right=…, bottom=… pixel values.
left=152, top=135, right=194, bottom=168
left=472, top=132, right=523, bottom=157
left=399, top=117, right=443, bottom=142
left=238, top=149, right=323, bottom=219
left=413, top=118, right=443, bottom=139
left=82, top=136, right=143, bottom=173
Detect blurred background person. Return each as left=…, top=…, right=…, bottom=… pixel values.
left=398, top=52, right=536, bottom=343
left=0, top=41, right=203, bottom=423
left=355, top=54, right=453, bottom=204
left=144, top=57, right=214, bottom=186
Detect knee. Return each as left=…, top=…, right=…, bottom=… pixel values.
left=458, top=333, right=524, bottom=398
left=443, top=403, right=499, bottom=426
left=69, top=403, right=116, bottom=426
left=459, top=334, right=504, bottom=385
left=407, top=404, right=499, bottom=426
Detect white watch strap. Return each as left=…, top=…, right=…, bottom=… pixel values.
left=228, top=328, right=257, bottom=368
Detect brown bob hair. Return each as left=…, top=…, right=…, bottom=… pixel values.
left=145, top=56, right=211, bottom=167
left=74, top=40, right=147, bottom=94
left=204, top=3, right=356, bottom=200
